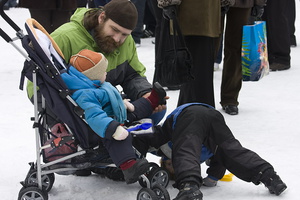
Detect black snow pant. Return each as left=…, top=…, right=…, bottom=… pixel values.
left=170, top=105, right=273, bottom=187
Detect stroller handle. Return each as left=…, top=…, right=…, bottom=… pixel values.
left=0, top=28, right=12, bottom=42
left=0, top=0, right=22, bottom=42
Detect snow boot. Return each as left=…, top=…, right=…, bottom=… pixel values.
left=92, top=167, right=125, bottom=181
left=261, top=170, right=287, bottom=196
left=174, top=182, right=203, bottom=200
left=122, top=159, right=149, bottom=184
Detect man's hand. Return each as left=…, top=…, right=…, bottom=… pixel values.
left=153, top=96, right=169, bottom=113
left=142, top=92, right=169, bottom=113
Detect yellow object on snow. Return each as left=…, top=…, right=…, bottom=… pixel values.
left=220, top=173, right=234, bottom=182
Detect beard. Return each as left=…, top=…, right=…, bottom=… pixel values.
left=93, top=23, right=121, bottom=54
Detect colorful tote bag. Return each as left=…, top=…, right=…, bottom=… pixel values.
left=242, top=21, right=269, bottom=81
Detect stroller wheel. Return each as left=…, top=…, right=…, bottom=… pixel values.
left=139, top=163, right=169, bottom=188
left=25, top=169, right=55, bottom=192
left=139, top=162, right=160, bottom=188
left=18, top=186, right=48, bottom=200
left=137, top=187, right=158, bottom=200
left=151, top=184, right=170, bottom=200
left=147, top=167, right=169, bottom=188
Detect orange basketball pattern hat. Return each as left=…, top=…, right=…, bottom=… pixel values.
left=70, top=49, right=108, bottom=81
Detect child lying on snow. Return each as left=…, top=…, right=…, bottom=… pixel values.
left=61, top=49, right=167, bottom=184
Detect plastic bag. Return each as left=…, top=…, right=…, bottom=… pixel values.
left=242, top=21, right=269, bottom=81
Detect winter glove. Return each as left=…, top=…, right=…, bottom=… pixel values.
left=162, top=5, right=177, bottom=20
left=112, top=126, right=129, bottom=140
left=251, top=5, right=265, bottom=19
left=126, top=118, right=154, bottom=136
left=123, top=99, right=135, bottom=112
left=157, top=0, right=181, bottom=8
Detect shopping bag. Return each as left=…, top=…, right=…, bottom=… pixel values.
left=43, top=123, right=77, bottom=163
left=154, top=6, right=194, bottom=87
left=241, top=21, right=269, bottom=81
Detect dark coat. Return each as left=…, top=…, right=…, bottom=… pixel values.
left=177, top=0, right=221, bottom=37
left=19, top=0, right=77, bottom=10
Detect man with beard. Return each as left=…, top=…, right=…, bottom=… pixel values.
left=49, top=0, right=166, bottom=116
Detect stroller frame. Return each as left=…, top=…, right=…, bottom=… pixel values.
left=0, top=1, right=170, bottom=200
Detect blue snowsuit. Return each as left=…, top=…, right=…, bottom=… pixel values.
left=61, top=66, right=153, bottom=166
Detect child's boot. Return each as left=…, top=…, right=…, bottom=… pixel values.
left=174, top=181, right=203, bottom=200
left=259, top=169, right=287, bottom=196
left=121, top=159, right=149, bottom=184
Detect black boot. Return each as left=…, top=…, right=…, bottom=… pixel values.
left=92, top=167, right=125, bottom=181
left=260, top=169, right=287, bottom=196
left=122, top=159, right=149, bottom=184
left=174, top=182, right=203, bottom=200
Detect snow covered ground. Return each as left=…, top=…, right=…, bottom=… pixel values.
left=0, top=4, right=300, bottom=200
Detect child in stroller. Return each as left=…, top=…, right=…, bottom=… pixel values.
left=61, top=49, right=167, bottom=184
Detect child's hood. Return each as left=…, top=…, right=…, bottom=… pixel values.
left=61, top=66, right=101, bottom=90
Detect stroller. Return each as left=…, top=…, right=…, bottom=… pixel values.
left=0, top=1, right=170, bottom=199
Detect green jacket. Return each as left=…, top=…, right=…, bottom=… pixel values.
left=27, top=8, right=152, bottom=101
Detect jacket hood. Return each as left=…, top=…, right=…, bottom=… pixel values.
left=70, top=8, right=89, bottom=27
left=61, top=66, right=101, bottom=91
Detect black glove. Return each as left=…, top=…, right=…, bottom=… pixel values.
left=163, top=5, right=177, bottom=20
left=251, top=5, right=264, bottom=19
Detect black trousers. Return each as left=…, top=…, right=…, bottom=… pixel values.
left=220, top=7, right=251, bottom=107
left=262, top=0, right=291, bottom=65
left=286, top=0, right=296, bottom=45
left=170, top=105, right=273, bottom=186
left=177, top=36, right=216, bottom=108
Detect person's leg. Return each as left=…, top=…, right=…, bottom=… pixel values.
left=103, top=134, right=149, bottom=184
left=177, top=36, right=215, bottom=108
left=29, top=9, right=53, bottom=33
left=142, top=0, right=156, bottom=37
left=262, top=0, right=290, bottom=69
left=131, top=0, right=147, bottom=45
left=206, top=108, right=287, bottom=195
left=51, top=10, right=73, bottom=33
left=220, top=7, right=251, bottom=109
left=286, top=0, right=297, bottom=47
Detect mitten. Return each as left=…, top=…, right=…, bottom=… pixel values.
left=157, top=0, right=181, bottom=8
left=123, top=99, right=135, bottom=112
left=112, top=126, right=129, bottom=140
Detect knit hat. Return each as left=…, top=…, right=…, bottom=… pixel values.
left=104, top=0, right=138, bottom=30
left=70, top=49, right=108, bottom=81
